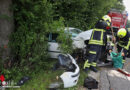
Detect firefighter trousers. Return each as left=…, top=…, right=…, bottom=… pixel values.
left=83, top=44, right=103, bottom=69
left=88, top=45, right=102, bottom=63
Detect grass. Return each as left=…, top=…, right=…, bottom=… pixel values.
left=7, top=59, right=88, bottom=90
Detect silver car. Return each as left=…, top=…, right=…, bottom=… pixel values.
left=48, top=27, right=83, bottom=58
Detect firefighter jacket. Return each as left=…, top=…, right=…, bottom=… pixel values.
left=116, top=30, right=130, bottom=52
left=88, top=20, right=108, bottom=46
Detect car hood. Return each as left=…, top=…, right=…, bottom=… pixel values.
left=74, top=29, right=93, bottom=41
left=72, top=29, right=93, bottom=49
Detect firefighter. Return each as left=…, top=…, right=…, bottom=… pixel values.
left=116, top=28, right=130, bottom=64
left=127, top=29, right=130, bottom=57
left=84, top=15, right=111, bottom=72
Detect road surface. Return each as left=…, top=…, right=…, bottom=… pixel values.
left=87, top=57, right=130, bottom=90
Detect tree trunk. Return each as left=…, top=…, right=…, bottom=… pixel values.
left=0, top=0, right=14, bottom=62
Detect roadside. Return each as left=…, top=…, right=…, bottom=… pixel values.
left=3, top=57, right=130, bottom=90
left=85, top=57, right=130, bottom=90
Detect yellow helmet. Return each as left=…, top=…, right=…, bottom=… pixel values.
left=117, top=28, right=127, bottom=38
left=102, top=15, right=111, bottom=26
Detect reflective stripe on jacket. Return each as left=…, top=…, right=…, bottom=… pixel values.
left=117, top=31, right=130, bottom=50
left=88, top=28, right=106, bottom=46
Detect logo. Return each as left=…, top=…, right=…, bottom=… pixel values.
left=0, top=75, right=20, bottom=89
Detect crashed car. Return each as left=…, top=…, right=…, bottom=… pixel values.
left=73, top=29, right=114, bottom=66
left=47, top=27, right=83, bottom=58
left=49, top=54, right=80, bottom=89
left=48, top=27, right=113, bottom=65
left=73, top=29, right=93, bottom=48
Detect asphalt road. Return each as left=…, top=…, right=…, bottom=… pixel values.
left=87, top=57, right=130, bottom=90
left=124, top=58, right=130, bottom=72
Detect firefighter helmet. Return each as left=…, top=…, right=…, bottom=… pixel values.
left=102, top=15, right=111, bottom=26
left=117, top=28, right=127, bottom=38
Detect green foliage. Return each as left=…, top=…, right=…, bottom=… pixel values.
left=7, top=0, right=73, bottom=79
left=11, top=60, right=87, bottom=90
left=49, top=0, right=121, bottom=30
left=8, top=0, right=54, bottom=77
left=57, top=27, right=73, bottom=54
left=47, top=17, right=73, bottom=54
left=50, top=0, right=90, bottom=30
left=112, top=0, right=125, bottom=11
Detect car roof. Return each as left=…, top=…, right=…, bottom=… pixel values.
left=65, top=27, right=76, bottom=30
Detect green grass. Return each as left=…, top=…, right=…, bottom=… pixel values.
left=8, top=59, right=87, bottom=90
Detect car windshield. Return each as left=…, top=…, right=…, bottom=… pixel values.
left=69, top=28, right=82, bottom=38
left=69, top=29, right=82, bottom=34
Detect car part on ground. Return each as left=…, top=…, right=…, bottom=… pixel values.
left=49, top=54, right=80, bottom=89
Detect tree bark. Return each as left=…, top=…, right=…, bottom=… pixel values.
left=0, top=0, right=14, bottom=62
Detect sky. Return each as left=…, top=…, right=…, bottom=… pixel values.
left=123, top=0, right=130, bottom=20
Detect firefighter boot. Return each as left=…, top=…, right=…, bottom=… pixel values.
left=90, top=66, right=98, bottom=72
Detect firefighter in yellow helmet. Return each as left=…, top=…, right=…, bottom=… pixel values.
left=116, top=28, right=130, bottom=64
left=84, top=15, right=111, bottom=72
left=102, top=15, right=111, bottom=27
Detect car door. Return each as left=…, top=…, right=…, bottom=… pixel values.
left=48, top=33, right=61, bottom=58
